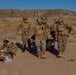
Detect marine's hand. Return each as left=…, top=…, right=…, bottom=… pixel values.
left=70, top=31, right=75, bottom=35
left=0, top=50, right=4, bottom=53
left=28, top=36, right=31, bottom=39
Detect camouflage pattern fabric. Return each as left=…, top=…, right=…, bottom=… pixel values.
left=0, top=42, right=18, bottom=59
left=35, top=35, right=46, bottom=56
left=57, top=35, right=68, bottom=53
left=30, top=22, right=47, bottom=57
left=56, top=23, right=74, bottom=57
left=17, top=21, right=31, bottom=51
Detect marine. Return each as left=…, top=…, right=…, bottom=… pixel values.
left=29, top=18, right=47, bottom=59
left=17, top=18, right=31, bottom=52
left=0, top=40, right=18, bottom=62
left=50, top=18, right=60, bottom=50
left=55, top=19, right=74, bottom=58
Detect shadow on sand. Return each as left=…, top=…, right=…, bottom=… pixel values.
left=16, top=40, right=58, bottom=58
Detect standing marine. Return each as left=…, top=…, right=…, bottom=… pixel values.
left=29, top=18, right=47, bottom=59
left=55, top=19, right=74, bottom=58
left=17, top=18, right=30, bottom=52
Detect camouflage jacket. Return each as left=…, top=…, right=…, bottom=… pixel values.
left=17, top=22, right=31, bottom=34
left=0, top=42, right=18, bottom=56
left=30, top=23, right=47, bottom=39
left=50, top=23, right=74, bottom=35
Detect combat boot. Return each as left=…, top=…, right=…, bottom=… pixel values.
left=61, top=52, right=64, bottom=57
left=58, top=52, right=64, bottom=58
left=41, top=55, right=46, bottom=59
left=38, top=55, right=41, bottom=59
left=22, top=46, right=26, bottom=52
left=58, top=52, right=62, bottom=58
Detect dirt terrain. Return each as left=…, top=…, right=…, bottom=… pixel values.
left=0, top=40, right=76, bottom=75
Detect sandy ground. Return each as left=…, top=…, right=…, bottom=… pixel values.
left=0, top=40, right=76, bottom=75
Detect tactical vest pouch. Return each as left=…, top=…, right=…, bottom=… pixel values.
left=57, top=25, right=65, bottom=32
left=58, top=25, right=69, bottom=35
left=35, top=26, right=44, bottom=35
left=58, top=29, right=69, bottom=35
left=62, top=29, right=69, bottom=35
left=35, top=30, right=43, bottom=35
left=21, top=24, right=29, bottom=32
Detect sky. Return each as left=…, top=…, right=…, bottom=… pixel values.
left=0, top=0, right=76, bottom=11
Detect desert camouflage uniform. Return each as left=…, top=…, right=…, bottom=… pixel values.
left=42, top=21, right=53, bottom=48
left=17, top=19, right=30, bottom=52
left=30, top=19, right=47, bottom=58
left=50, top=19, right=60, bottom=49
left=0, top=42, right=18, bottom=60
left=56, top=22, right=74, bottom=57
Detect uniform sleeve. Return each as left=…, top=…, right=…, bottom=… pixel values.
left=43, top=26, right=48, bottom=39
left=0, top=46, right=4, bottom=50
left=17, top=23, right=22, bottom=31
left=66, top=24, right=74, bottom=32
left=50, top=24, right=54, bottom=31
left=2, top=46, right=9, bottom=53
left=29, top=25, right=36, bottom=37
left=0, top=46, right=8, bottom=52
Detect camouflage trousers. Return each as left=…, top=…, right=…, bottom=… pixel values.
left=0, top=54, right=4, bottom=60
left=35, top=35, right=46, bottom=56
left=22, top=32, right=29, bottom=48
left=57, top=35, right=68, bottom=53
